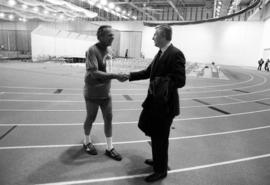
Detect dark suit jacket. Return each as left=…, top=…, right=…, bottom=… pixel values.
left=129, top=44, right=186, bottom=136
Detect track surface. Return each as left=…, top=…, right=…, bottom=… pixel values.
left=0, top=62, right=270, bottom=185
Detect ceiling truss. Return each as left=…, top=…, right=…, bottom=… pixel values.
left=0, top=0, right=257, bottom=23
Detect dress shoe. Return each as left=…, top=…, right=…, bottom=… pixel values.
left=145, top=172, right=167, bottom=182
left=144, top=159, right=154, bottom=166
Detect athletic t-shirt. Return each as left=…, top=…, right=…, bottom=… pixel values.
left=84, top=43, right=112, bottom=99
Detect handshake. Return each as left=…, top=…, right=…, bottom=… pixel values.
left=115, top=73, right=129, bottom=82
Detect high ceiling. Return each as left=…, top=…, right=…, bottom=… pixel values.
left=0, top=0, right=256, bottom=23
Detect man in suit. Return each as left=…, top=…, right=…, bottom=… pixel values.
left=126, top=24, right=186, bottom=182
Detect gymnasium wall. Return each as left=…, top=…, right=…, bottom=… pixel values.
left=0, top=21, right=37, bottom=52
left=0, top=21, right=97, bottom=53
left=0, top=18, right=266, bottom=67
left=261, top=1, right=270, bottom=60
left=0, top=21, right=121, bottom=59
left=171, top=21, right=263, bottom=67
left=103, top=21, right=263, bottom=67
left=262, top=18, right=270, bottom=59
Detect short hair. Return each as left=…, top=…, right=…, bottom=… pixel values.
left=156, top=24, right=172, bottom=41
left=97, top=25, right=112, bottom=40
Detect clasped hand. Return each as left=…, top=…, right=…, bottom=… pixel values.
left=116, top=73, right=129, bottom=82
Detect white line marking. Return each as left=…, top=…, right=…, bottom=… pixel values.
left=0, top=123, right=83, bottom=126
left=0, top=86, right=147, bottom=91
left=0, top=76, right=257, bottom=96
left=0, top=86, right=78, bottom=90
left=0, top=99, right=142, bottom=103
left=1, top=92, right=81, bottom=96
left=1, top=107, right=270, bottom=127
left=225, top=96, right=245, bottom=102
left=0, top=73, right=266, bottom=104
left=178, top=108, right=270, bottom=121
left=0, top=72, right=265, bottom=96
left=1, top=86, right=270, bottom=103
left=1, top=125, right=270, bottom=150
left=0, top=97, right=270, bottom=112
left=182, top=73, right=265, bottom=93
left=0, top=71, right=256, bottom=91
left=1, top=96, right=270, bottom=112
left=36, top=153, right=270, bottom=185
left=0, top=99, right=84, bottom=102
left=0, top=92, right=147, bottom=96
left=182, top=88, right=270, bottom=100
left=0, top=108, right=86, bottom=112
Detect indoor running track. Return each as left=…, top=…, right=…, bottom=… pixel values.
left=0, top=62, right=270, bottom=185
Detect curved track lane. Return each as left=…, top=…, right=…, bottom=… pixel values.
left=0, top=63, right=270, bottom=185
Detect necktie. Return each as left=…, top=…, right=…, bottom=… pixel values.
left=152, top=50, right=162, bottom=73
left=155, top=50, right=162, bottom=62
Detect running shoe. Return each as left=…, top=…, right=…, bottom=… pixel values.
left=105, top=148, right=122, bottom=161
left=83, top=143, right=97, bottom=155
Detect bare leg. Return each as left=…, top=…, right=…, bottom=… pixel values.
left=100, top=97, right=113, bottom=137
left=100, top=97, right=113, bottom=150
left=84, top=100, right=99, bottom=140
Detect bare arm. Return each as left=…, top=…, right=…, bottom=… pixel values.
left=86, top=70, right=121, bottom=83
left=85, top=48, right=127, bottom=83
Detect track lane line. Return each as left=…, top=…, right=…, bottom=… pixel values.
left=1, top=106, right=270, bottom=127
left=1, top=85, right=270, bottom=103
left=0, top=107, right=270, bottom=126
left=1, top=96, right=270, bottom=112
left=0, top=125, right=270, bottom=150
left=0, top=72, right=265, bottom=96
left=0, top=70, right=255, bottom=90
left=226, top=96, right=245, bottom=102
left=35, top=153, right=270, bottom=185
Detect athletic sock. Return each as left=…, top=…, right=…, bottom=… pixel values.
left=106, top=137, right=113, bottom=150
left=84, top=135, right=92, bottom=145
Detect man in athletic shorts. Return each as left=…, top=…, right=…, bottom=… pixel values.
left=83, top=25, right=126, bottom=161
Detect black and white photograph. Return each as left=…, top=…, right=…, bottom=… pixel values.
left=0, top=0, right=270, bottom=184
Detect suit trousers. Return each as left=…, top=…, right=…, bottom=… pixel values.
left=150, top=116, right=173, bottom=173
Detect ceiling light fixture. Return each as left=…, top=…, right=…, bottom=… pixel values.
left=108, top=2, right=115, bottom=9
left=22, top=4, right=28, bottom=9
left=33, top=7, right=39, bottom=12
left=8, top=14, right=14, bottom=20
left=115, top=7, right=121, bottom=12
left=0, top=12, right=5, bottom=18
left=43, top=10, right=49, bottom=14
left=100, top=0, right=107, bottom=6
left=8, top=0, right=16, bottom=6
